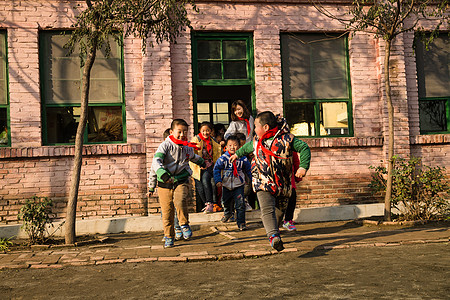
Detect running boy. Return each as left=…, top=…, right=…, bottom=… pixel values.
left=231, top=111, right=311, bottom=251
left=151, top=119, right=205, bottom=248
left=213, top=135, right=252, bottom=231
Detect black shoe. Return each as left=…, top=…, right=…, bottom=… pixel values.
left=239, top=223, right=248, bottom=231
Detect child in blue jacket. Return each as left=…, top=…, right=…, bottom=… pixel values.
left=213, top=135, right=252, bottom=230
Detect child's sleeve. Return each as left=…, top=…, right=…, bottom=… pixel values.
left=292, top=137, right=311, bottom=170
left=148, top=168, right=157, bottom=192
left=152, top=143, right=171, bottom=183
left=189, top=150, right=205, bottom=167
left=235, top=140, right=254, bottom=158
left=213, top=157, right=224, bottom=184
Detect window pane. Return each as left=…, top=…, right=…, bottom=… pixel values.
left=46, top=107, right=79, bottom=144
left=416, top=35, right=449, bottom=98
left=46, top=34, right=77, bottom=58
left=0, top=108, right=7, bottom=145
left=223, top=61, right=247, bottom=79
left=197, top=40, right=221, bottom=59
left=197, top=102, right=210, bottom=114
left=198, top=61, right=222, bottom=79
left=419, top=100, right=447, bottom=132
left=0, top=32, right=7, bottom=105
left=212, top=102, right=228, bottom=114
left=46, top=80, right=81, bottom=104
left=51, top=58, right=81, bottom=79
left=87, top=107, right=123, bottom=142
left=285, top=102, right=316, bottom=136
left=91, top=58, right=120, bottom=79
left=89, top=79, right=120, bottom=103
left=281, top=34, right=349, bottom=99
left=223, top=40, right=246, bottom=59
left=320, top=102, right=349, bottom=135
left=213, top=113, right=228, bottom=124
left=197, top=114, right=210, bottom=123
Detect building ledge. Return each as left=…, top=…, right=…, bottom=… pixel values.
left=410, top=134, right=450, bottom=145
left=304, top=137, right=383, bottom=148
left=0, top=143, right=146, bottom=159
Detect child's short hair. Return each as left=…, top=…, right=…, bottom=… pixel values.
left=235, top=132, right=246, bottom=142
left=230, top=100, right=251, bottom=121
left=163, top=128, right=171, bottom=139
left=213, top=123, right=226, bottom=134
left=199, top=121, right=213, bottom=131
left=226, top=135, right=240, bottom=145
left=171, top=119, right=189, bottom=130
left=256, top=111, right=278, bottom=129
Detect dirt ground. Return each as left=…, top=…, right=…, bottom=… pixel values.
left=1, top=242, right=448, bottom=299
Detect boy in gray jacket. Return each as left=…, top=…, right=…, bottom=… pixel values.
left=151, top=119, right=205, bottom=248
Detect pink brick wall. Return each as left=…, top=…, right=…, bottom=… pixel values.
left=0, top=1, right=448, bottom=224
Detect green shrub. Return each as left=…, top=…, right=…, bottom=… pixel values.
left=0, top=237, right=13, bottom=252
left=17, top=196, right=53, bottom=244
left=370, top=156, right=450, bottom=221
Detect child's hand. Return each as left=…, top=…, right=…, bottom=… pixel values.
left=229, top=154, right=238, bottom=162
left=295, top=167, right=307, bottom=179
left=220, top=140, right=225, bottom=147
left=148, top=191, right=154, bottom=197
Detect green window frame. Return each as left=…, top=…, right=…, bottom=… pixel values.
left=416, top=33, right=450, bottom=134
left=192, top=32, right=255, bottom=132
left=0, top=30, right=10, bottom=147
left=281, top=33, right=353, bottom=138
left=39, top=31, right=126, bottom=145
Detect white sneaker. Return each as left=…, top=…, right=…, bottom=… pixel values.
left=203, top=202, right=214, bottom=213
left=245, top=200, right=252, bottom=212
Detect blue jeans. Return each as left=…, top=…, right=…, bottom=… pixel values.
left=195, top=168, right=215, bottom=205
left=222, top=185, right=245, bottom=226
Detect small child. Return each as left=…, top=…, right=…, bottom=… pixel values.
left=190, top=121, right=222, bottom=213
left=231, top=111, right=311, bottom=251
left=212, top=123, right=226, bottom=151
left=224, top=100, right=254, bottom=144
left=213, top=135, right=252, bottom=231
left=151, top=119, right=205, bottom=248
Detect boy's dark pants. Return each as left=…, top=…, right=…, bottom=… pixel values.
left=284, top=189, right=297, bottom=222
left=158, top=183, right=190, bottom=238
left=257, top=191, right=286, bottom=237
left=222, top=185, right=245, bottom=226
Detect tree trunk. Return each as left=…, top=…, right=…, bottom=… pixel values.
left=384, top=39, right=394, bottom=222
left=65, top=45, right=98, bottom=244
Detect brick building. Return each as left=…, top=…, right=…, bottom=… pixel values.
left=0, top=0, right=448, bottom=224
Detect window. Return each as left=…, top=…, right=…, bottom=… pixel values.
left=281, top=33, right=353, bottom=137
left=0, top=31, right=9, bottom=147
left=192, top=32, right=254, bottom=130
left=416, top=33, right=449, bottom=134
left=40, top=31, right=125, bottom=145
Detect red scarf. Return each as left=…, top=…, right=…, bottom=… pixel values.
left=198, top=133, right=212, bottom=154
left=256, top=127, right=287, bottom=160
left=169, top=135, right=200, bottom=150
left=237, top=116, right=251, bottom=136
left=232, top=161, right=239, bottom=177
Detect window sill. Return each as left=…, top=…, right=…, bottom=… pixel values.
left=410, top=134, right=450, bottom=145
left=0, top=143, right=145, bottom=159
left=304, top=137, right=383, bottom=148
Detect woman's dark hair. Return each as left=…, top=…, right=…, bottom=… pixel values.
left=230, top=100, right=251, bottom=121
left=199, top=121, right=213, bottom=131
left=171, top=119, right=189, bottom=129
left=255, top=111, right=278, bottom=129
left=235, top=132, right=246, bottom=142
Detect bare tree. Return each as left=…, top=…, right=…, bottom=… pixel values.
left=64, top=0, right=197, bottom=244
left=311, top=0, right=448, bottom=221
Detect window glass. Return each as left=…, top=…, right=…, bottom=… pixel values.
left=0, top=31, right=7, bottom=105
left=198, top=61, right=222, bottom=80
left=41, top=31, right=125, bottom=144
left=223, top=41, right=246, bottom=59
left=320, top=102, right=349, bottom=135
left=419, top=100, right=447, bottom=132
left=223, top=61, right=247, bottom=79
left=0, top=108, right=7, bottom=145
left=197, top=40, right=221, bottom=59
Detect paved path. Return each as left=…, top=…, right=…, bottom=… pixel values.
left=0, top=220, right=448, bottom=269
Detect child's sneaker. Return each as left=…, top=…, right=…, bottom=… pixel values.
left=269, top=234, right=284, bottom=252
left=245, top=200, right=253, bottom=212
left=181, top=225, right=192, bottom=240
left=221, top=215, right=231, bottom=223
left=164, top=237, right=174, bottom=248
left=239, top=223, right=248, bottom=231
left=282, top=220, right=296, bottom=231
left=213, top=204, right=223, bottom=212
left=203, top=203, right=214, bottom=214
left=229, top=214, right=235, bottom=222
left=175, top=226, right=183, bottom=240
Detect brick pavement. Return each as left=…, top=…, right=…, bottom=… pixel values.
left=0, top=220, right=448, bottom=269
